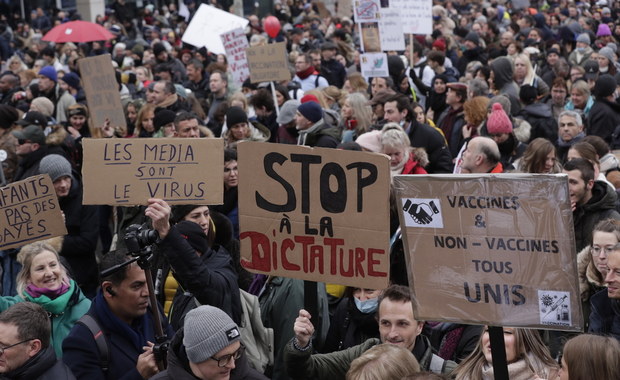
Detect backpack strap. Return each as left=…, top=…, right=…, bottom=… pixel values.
left=77, top=314, right=109, bottom=374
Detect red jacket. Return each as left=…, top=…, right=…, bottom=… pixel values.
left=401, top=157, right=428, bottom=175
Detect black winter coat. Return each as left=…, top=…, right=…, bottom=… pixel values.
left=1, top=346, right=75, bottom=380
left=573, top=181, right=620, bottom=251
left=589, top=288, right=620, bottom=341
left=407, top=120, right=453, bottom=173
left=160, top=225, right=242, bottom=329
left=587, top=97, right=620, bottom=145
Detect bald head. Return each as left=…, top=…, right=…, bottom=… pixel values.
left=461, top=137, right=501, bottom=173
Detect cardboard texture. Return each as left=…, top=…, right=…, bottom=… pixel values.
left=360, top=22, right=381, bottom=52
left=246, top=43, right=290, bottom=83
left=81, top=138, right=224, bottom=205
left=238, top=142, right=390, bottom=289
left=220, top=28, right=250, bottom=88
left=394, top=174, right=583, bottom=331
left=0, top=175, right=66, bottom=250
left=78, top=54, right=126, bottom=132
left=181, top=4, right=249, bottom=54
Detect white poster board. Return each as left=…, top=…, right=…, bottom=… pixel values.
left=221, top=28, right=250, bottom=88
left=388, top=0, right=432, bottom=35
left=360, top=53, right=389, bottom=77
left=182, top=4, right=249, bottom=54
left=379, top=8, right=405, bottom=51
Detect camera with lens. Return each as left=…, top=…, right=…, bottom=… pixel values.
left=124, top=224, right=159, bottom=254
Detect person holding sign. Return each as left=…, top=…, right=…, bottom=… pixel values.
left=453, top=327, right=558, bottom=379
left=284, top=285, right=455, bottom=378
left=0, top=241, right=90, bottom=358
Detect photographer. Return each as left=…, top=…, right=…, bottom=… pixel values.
left=62, top=250, right=174, bottom=380
left=145, top=198, right=242, bottom=330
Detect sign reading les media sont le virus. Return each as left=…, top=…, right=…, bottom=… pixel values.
left=0, top=175, right=66, bottom=250
left=238, top=142, right=390, bottom=289
left=82, top=138, right=223, bottom=205
left=394, top=174, right=583, bottom=331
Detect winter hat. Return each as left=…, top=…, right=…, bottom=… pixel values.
left=355, top=130, right=383, bottom=153
left=60, top=72, right=81, bottom=89
left=465, top=32, right=480, bottom=46
left=300, top=94, right=319, bottom=104
left=584, top=60, right=600, bottom=80
left=487, top=103, right=512, bottom=135
left=66, top=104, right=89, bottom=118
left=297, top=102, right=323, bottom=123
left=277, top=100, right=301, bottom=124
left=153, top=109, right=176, bottom=130
left=38, top=66, right=57, bottom=82
left=226, top=106, right=248, bottom=127
left=599, top=46, right=616, bottom=62
left=593, top=74, right=617, bottom=98
left=183, top=305, right=241, bottom=364
left=577, top=33, right=591, bottom=45
left=12, top=125, right=46, bottom=145
left=175, top=220, right=209, bottom=255
left=30, top=97, right=54, bottom=118
left=597, top=23, right=612, bottom=37
left=432, top=38, right=446, bottom=51
left=607, top=42, right=618, bottom=53
left=0, top=105, right=19, bottom=129
left=39, top=154, right=72, bottom=182
left=153, top=42, right=167, bottom=57
left=519, top=84, right=538, bottom=104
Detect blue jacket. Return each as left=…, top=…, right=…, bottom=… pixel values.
left=62, top=290, right=174, bottom=380
left=589, top=288, right=620, bottom=341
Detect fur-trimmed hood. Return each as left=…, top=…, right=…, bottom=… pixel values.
left=577, top=245, right=606, bottom=302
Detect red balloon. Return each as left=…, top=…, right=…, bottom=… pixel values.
left=264, top=16, right=281, bottom=38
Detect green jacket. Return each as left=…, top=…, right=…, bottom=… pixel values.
left=0, top=279, right=91, bottom=358
left=283, top=335, right=456, bottom=379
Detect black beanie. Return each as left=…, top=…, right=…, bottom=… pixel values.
left=0, top=105, right=19, bottom=129
left=594, top=74, right=617, bottom=98
left=153, top=42, right=167, bottom=57
left=171, top=205, right=200, bottom=224
left=153, top=109, right=176, bottom=130
left=226, top=106, right=248, bottom=127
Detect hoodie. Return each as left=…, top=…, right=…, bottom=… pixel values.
left=573, top=181, right=620, bottom=251
left=517, top=102, right=557, bottom=142
left=490, top=57, right=521, bottom=115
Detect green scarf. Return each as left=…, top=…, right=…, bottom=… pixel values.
left=24, top=279, right=75, bottom=315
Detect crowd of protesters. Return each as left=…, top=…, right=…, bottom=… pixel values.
left=1, top=0, right=620, bottom=379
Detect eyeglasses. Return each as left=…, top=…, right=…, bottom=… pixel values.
left=209, top=345, right=245, bottom=367
left=0, top=339, right=34, bottom=356
left=591, top=245, right=616, bottom=256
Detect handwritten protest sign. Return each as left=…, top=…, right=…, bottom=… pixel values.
left=82, top=138, right=223, bottom=205
left=394, top=174, right=583, bottom=331
left=388, top=0, right=432, bottom=35
left=246, top=43, right=290, bottom=83
left=0, top=175, right=66, bottom=250
left=379, top=9, right=405, bottom=51
left=78, top=54, right=126, bottom=131
left=220, top=28, right=250, bottom=88
left=238, top=142, right=390, bottom=289
left=182, top=4, right=249, bottom=54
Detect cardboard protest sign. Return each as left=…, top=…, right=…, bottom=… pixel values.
left=0, top=175, right=66, bottom=250
left=78, top=54, right=126, bottom=131
left=360, top=53, right=389, bottom=77
left=221, top=28, right=250, bottom=88
left=388, top=0, right=432, bottom=35
left=394, top=174, right=583, bottom=331
left=182, top=4, right=249, bottom=54
left=360, top=22, right=381, bottom=52
left=246, top=43, right=290, bottom=83
left=238, top=142, right=391, bottom=289
left=82, top=138, right=223, bottom=205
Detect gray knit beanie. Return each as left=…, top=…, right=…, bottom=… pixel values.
left=183, top=305, right=241, bottom=363
left=39, top=154, right=72, bottom=182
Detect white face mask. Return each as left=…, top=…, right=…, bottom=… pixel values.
left=576, top=47, right=586, bottom=54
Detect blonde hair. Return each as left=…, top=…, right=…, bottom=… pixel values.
left=346, top=344, right=421, bottom=380
left=345, top=93, right=373, bottom=135
left=16, top=242, right=68, bottom=296
left=513, top=53, right=535, bottom=85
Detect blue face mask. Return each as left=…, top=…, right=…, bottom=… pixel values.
left=433, top=15, right=441, bottom=21
left=354, top=297, right=379, bottom=314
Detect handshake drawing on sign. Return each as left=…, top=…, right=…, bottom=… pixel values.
left=403, top=199, right=440, bottom=225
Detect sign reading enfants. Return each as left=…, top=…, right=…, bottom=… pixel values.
left=82, top=138, right=223, bottom=205
left=394, top=174, right=583, bottom=331
left=238, top=142, right=390, bottom=289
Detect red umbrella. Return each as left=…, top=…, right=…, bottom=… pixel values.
left=42, top=20, right=115, bottom=43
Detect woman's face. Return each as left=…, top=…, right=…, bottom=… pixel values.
left=543, top=150, right=557, bottom=173
left=591, top=231, right=617, bottom=276
left=184, top=206, right=211, bottom=235
left=507, top=43, right=517, bottom=56
left=230, top=122, right=249, bottom=141
left=126, top=105, right=137, bottom=123
left=596, top=55, right=610, bottom=69
left=70, top=115, right=87, bottom=130
left=29, top=250, right=63, bottom=290
left=559, top=357, right=569, bottom=380
left=434, top=79, right=446, bottom=94
left=571, top=89, right=586, bottom=109
left=413, top=106, right=425, bottom=124
left=482, top=327, right=517, bottom=364
left=336, top=54, right=347, bottom=67
left=224, top=160, right=238, bottom=189
left=341, top=99, right=353, bottom=119
left=383, top=145, right=406, bottom=168
left=514, top=58, right=527, bottom=78
left=275, top=91, right=285, bottom=106
left=136, top=68, right=147, bottom=83
left=400, top=76, right=409, bottom=93
left=142, top=111, right=155, bottom=132
left=343, top=80, right=353, bottom=94
left=352, top=288, right=381, bottom=301
left=216, top=54, right=227, bottom=65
